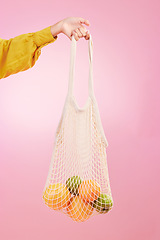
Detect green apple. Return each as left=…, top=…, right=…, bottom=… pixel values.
left=93, top=193, right=113, bottom=213
left=66, top=176, right=82, bottom=195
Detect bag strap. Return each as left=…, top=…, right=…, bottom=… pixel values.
left=67, top=34, right=94, bottom=98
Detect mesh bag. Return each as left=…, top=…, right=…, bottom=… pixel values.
left=42, top=34, right=113, bottom=222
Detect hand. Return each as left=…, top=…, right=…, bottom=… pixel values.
left=61, top=17, right=90, bottom=41
left=50, top=17, right=90, bottom=41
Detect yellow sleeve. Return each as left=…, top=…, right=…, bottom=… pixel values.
left=0, top=26, right=58, bottom=79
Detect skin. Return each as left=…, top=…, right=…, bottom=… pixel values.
left=50, top=17, right=90, bottom=41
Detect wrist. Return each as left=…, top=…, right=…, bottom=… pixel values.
left=50, top=21, right=63, bottom=38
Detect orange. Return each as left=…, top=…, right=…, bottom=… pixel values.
left=43, top=183, right=71, bottom=210
left=79, top=179, right=101, bottom=202
left=67, top=195, right=93, bottom=222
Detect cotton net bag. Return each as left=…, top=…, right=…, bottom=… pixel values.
left=42, top=34, right=113, bottom=222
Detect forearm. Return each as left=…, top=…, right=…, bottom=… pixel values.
left=50, top=20, right=63, bottom=38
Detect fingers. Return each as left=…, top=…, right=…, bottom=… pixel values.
left=71, top=27, right=90, bottom=41
left=79, top=27, right=90, bottom=40
left=75, top=28, right=83, bottom=38
left=72, top=30, right=80, bottom=41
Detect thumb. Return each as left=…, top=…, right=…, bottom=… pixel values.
left=78, top=18, right=90, bottom=26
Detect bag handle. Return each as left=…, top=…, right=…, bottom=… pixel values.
left=67, top=34, right=94, bottom=98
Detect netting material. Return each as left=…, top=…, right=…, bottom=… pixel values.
left=42, top=34, right=113, bottom=222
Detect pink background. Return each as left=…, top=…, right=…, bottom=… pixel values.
left=0, top=1, right=160, bottom=240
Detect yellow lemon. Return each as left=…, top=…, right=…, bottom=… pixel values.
left=43, top=183, right=71, bottom=210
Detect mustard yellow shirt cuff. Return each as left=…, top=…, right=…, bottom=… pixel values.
left=33, top=26, right=58, bottom=47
